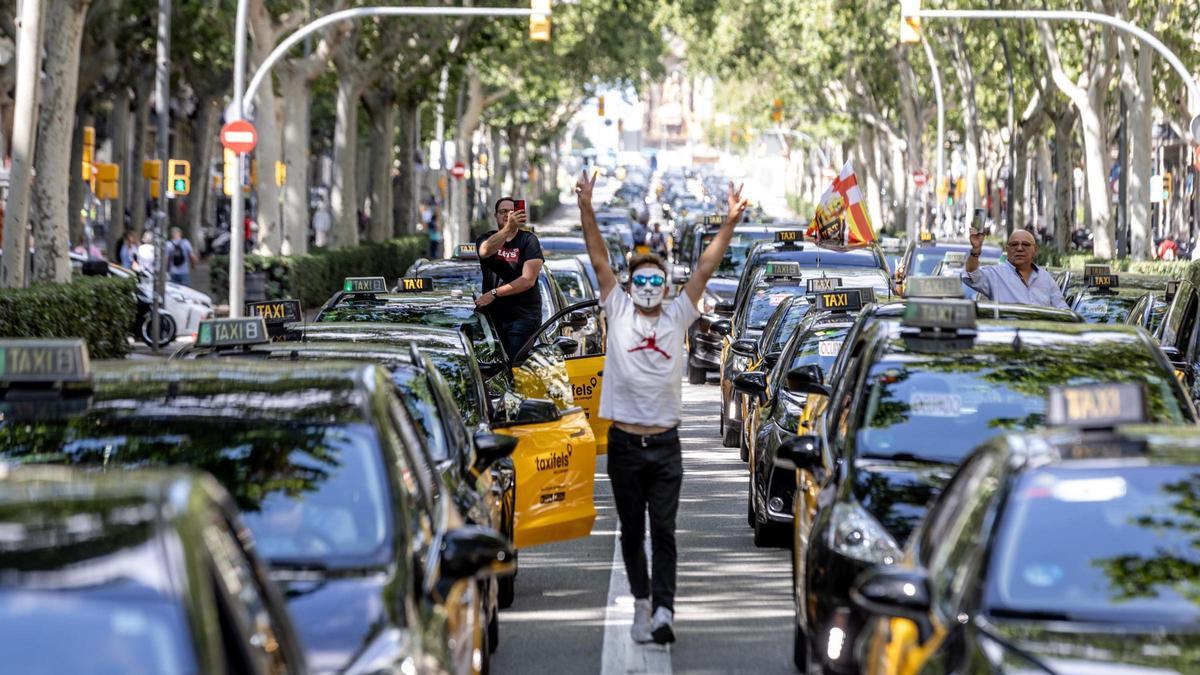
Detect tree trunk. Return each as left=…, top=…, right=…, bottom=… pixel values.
left=278, top=70, right=313, bottom=256
left=108, top=88, right=130, bottom=256
left=858, top=127, right=883, bottom=232
left=952, top=31, right=981, bottom=228
left=449, top=66, right=486, bottom=251
left=1036, top=137, right=1053, bottom=235
left=1078, top=87, right=1113, bottom=258
left=330, top=75, right=362, bottom=248
left=1125, top=37, right=1153, bottom=260
left=1012, top=133, right=1030, bottom=230
left=251, top=82, right=283, bottom=255
left=366, top=96, right=396, bottom=242
left=187, top=97, right=219, bottom=250
left=130, top=76, right=152, bottom=235
left=896, top=52, right=924, bottom=239
left=1052, top=110, right=1075, bottom=253
left=493, top=125, right=506, bottom=198
left=30, top=0, right=91, bottom=283
left=395, top=99, right=418, bottom=236
left=68, top=109, right=88, bottom=248
left=2, top=0, right=45, bottom=288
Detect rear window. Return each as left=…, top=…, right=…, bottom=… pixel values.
left=320, top=303, right=502, bottom=362
left=745, top=284, right=806, bottom=329
left=788, top=325, right=851, bottom=375
left=1074, top=294, right=1140, bottom=324
left=765, top=301, right=810, bottom=354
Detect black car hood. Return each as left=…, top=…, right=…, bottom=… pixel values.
left=275, top=569, right=398, bottom=674
left=980, top=619, right=1200, bottom=673
left=706, top=277, right=738, bottom=300
left=850, top=459, right=956, bottom=543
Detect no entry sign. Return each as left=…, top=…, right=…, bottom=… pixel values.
left=451, top=161, right=466, bottom=179
left=221, top=120, right=258, bottom=154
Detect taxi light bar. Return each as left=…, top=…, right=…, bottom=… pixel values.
left=918, top=230, right=935, bottom=243
left=1085, top=273, right=1119, bottom=290
left=343, top=277, right=388, bottom=294
left=849, top=287, right=876, bottom=304
left=395, top=277, right=432, bottom=293
left=245, top=299, right=302, bottom=325
left=196, top=318, right=269, bottom=349
left=1083, top=264, right=1111, bottom=278
left=905, top=275, right=964, bottom=299
left=1046, top=382, right=1146, bottom=429
left=764, top=262, right=802, bottom=278
left=703, top=215, right=725, bottom=227
left=901, top=299, right=977, bottom=332
left=813, top=289, right=864, bottom=312
left=454, top=243, right=479, bottom=259
left=806, top=277, right=843, bottom=293
left=941, top=251, right=967, bottom=264
left=775, top=230, right=804, bottom=243
left=0, top=339, right=91, bottom=384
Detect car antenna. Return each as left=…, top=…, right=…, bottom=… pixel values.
left=1011, top=327, right=1022, bottom=353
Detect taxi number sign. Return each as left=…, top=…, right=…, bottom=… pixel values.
left=806, top=277, right=842, bottom=293
left=1047, top=382, right=1146, bottom=428
left=902, top=299, right=976, bottom=330
left=814, top=290, right=863, bottom=312
left=343, top=277, right=388, bottom=294
left=1085, top=274, right=1118, bottom=289
left=396, top=277, right=432, bottom=292
left=0, top=340, right=91, bottom=383
left=196, top=318, right=268, bottom=348
left=764, top=262, right=802, bottom=278
left=246, top=299, right=301, bottom=324
left=905, top=275, right=965, bottom=299
left=817, top=340, right=843, bottom=357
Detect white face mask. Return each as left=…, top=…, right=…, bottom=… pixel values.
left=630, top=265, right=666, bottom=310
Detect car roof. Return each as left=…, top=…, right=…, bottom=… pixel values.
left=915, top=240, right=1002, bottom=254
left=997, top=425, right=1200, bottom=469
left=330, top=292, right=476, bottom=309
left=868, top=301, right=1082, bottom=323
left=412, top=259, right=480, bottom=273
left=289, top=322, right=467, bottom=351
left=873, top=318, right=1155, bottom=351
left=750, top=241, right=887, bottom=268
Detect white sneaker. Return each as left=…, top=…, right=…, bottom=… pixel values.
left=631, top=599, right=653, bottom=643
left=650, top=606, right=675, bottom=644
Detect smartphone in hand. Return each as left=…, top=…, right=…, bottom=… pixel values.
left=514, top=199, right=527, bottom=212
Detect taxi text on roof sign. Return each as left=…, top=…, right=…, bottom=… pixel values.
left=703, top=215, right=724, bottom=227
left=460, top=243, right=477, bottom=253
left=1085, top=273, right=1119, bottom=289
left=905, top=275, right=965, bottom=299
left=396, top=277, right=432, bottom=293
left=196, top=318, right=269, bottom=348
left=0, top=340, right=91, bottom=383
left=764, top=262, right=802, bottom=278
left=1083, top=264, right=1111, bottom=278
left=814, top=289, right=864, bottom=312
left=775, top=230, right=804, bottom=243
left=343, top=277, right=388, bottom=294
left=1047, top=382, right=1147, bottom=428
left=902, top=298, right=977, bottom=331
left=245, top=299, right=302, bottom=324
left=806, top=277, right=842, bottom=293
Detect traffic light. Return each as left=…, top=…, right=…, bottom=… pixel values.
left=598, top=95, right=605, bottom=118
left=771, top=98, right=783, bottom=124
left=529, top=0, right=551, bottom=42
left=168, top=159, right=191, bottom=196
left=81, top=126, right=95, bottom=180
left=95, top=163, right=120, bottom=201
left=223, top=148, right=237, bottom=197
left=275, top=161, right=287, bottom=187
left=899, top=0, right=921, bottom=44
left=142, top=160, right=161, bottom=181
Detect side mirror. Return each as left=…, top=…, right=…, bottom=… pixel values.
left=773, top=434, right=821, bottom=471
left=440, top=525, right=516, bottom=581
left=553, top=336, right=580, bottom=355
left=714, top=301, right=736, bottom=317
left=729, top=338, right=757, bottom=358
left=732, top=371, right=767, bottom=396
left=515, top=398, right=561, bottom=424
left=564, top=311, right=589, bottom=329
left=81, top=260, right=109, bottom=277
left=711, top=319, right=732, bottom=337
left=472, top=432, right=518, bottom=471
left=786, top=365, right=830, bottom=397
left=850, top=566, right=934, bottom=642
left=764, top=351, right=781, bottom=367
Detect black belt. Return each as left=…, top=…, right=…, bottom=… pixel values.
left=612, top=426, right=679, bottom=447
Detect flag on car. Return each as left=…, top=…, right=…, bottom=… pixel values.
left=805, top=161, right=876, bottom=247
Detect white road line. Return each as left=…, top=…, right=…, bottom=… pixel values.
left=599, top=523, right=671, bottom=675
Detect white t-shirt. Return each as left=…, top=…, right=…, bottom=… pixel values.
left=598, top=288, right=700, bottom=428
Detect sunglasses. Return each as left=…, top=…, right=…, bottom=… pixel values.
left=632, top=274, right=665, bottom=287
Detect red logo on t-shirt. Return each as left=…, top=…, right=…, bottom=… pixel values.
left=497, top=247, right=520, bottom=263
left=628, top=332, right=671, bottom=359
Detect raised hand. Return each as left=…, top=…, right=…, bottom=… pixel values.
left=575, top=169, right=598, bottom=206
left=969, top=227, right=984, bottom=253
left=726, top=181, right=749, bottom=224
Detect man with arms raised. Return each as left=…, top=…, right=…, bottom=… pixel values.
left=475, top=197, right=545, bottom=359
left=963, top=227, right=1068, bottom=309
left=576, top=170, right=749, bottom=645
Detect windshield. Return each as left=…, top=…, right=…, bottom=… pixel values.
left=0, top=423, right=393, bottom=567
left=986, top=465, right=1200, bottom=624
left=542, top=240, right=587, bottom=255
left=320, top=303, right=502, bottom=363
left=708, top=231, right=776, bottom=277
left=857, top=345, right=1188, bottom=463
left=553, top=270, right=590, bottom=302
left=788, top=325, right=851, bottom=375
left=425, top=352, right=483, bottom=428
left=744, top=283, right=806, bottom=330
left=765, top=301, right=810, bottom=355
left=0, top=588, right=195, bottom=674
left=422, top=269, right=482, bottom=292
left=1074, top=294, right=1139, bottom=324
left=913, top=250, right=953, bottom=276
left=392, top=369, right=450, bottom=463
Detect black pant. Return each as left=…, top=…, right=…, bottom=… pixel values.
left=607, top=426, right=683, bottom=612
left=495, top=314, right=541, bottom=361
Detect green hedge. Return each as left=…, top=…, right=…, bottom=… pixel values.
left=0, top=276, right=137, bottom=359
left=211, top=236, right=428, bottom=308
left=1037, top=251, right=1193, bottom=279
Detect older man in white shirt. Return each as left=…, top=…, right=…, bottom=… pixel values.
left=962, top=228, right=1069, bottom=309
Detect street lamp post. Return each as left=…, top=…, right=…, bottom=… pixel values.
left=227, top=4, right=547, bottom=314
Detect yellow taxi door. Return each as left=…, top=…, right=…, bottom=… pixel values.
left=565, top=354, right=609, bottom=454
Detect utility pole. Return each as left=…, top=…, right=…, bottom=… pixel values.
left=151, top=0, right=171, bottom=348
left=1, top=0, right=45, bottom=288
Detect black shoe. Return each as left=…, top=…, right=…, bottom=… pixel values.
left=650, top=607, right=675, bottom=644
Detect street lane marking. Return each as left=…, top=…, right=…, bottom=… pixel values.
left=600, top=529, right=670, bottom=675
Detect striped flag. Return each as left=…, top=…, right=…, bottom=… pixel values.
left=805, top=161, right=877, bottom=247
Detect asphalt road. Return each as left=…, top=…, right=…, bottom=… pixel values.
left=491, top=382, right=795, bottom=675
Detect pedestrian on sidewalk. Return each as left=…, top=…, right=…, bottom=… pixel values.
left=167, top=227, right=198, bottom=286
left=474, top=197, right=545, bottom=360
left=576, top=169, right=748, bottom=645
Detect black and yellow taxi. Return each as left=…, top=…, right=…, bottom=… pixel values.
left=0, top=338, right=512, bottom=675
left=1140, top=277, right=1200, bottom=403
left=893, top=235, right=1001, bottom=296
left=855, top=383, right=1200, bottom=675
left=733, top=287, right=873, bottom=547
left=0, top=461, right=309, bottom=674
left=1065, top=264, right=1153, bottom=324
left=771, top=288, right=1195, bottom=673
left=313, top=278, right=608, bottom=537
left=1124, top=278, right=1175, bottom=334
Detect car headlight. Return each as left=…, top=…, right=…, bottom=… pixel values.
left=775, top=393, right=807, bottom=434
left=829, top=503, right=900, bottom=565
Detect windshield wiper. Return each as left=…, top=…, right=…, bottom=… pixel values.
left=972, top=616, right=1060, bottom=674
left=856, top=451, right=953, bottom=466
left=987, top=607, right=1075, bottom=622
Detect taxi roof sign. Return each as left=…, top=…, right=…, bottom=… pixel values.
left=395, top=277, right=432, bottom=293
left=941, top=251, right=967, bottom=264
left=806, top=277, right=842, bottom=293
left=918, top=230, right=935, bottom=243
left=454, top=243, right=479, bottom=259
left=703, top=215, right=725, bottom=227
left=1085, top=273, right=1119, bottom=290
left=813, top=289, right=864, bottom=313
left=1047, top=382, right=1146, bottom=429
left=343, top=277, right=388, bottom=294
left=245, top=299, right=302, bottom=325
left=905, top=275, right=964, bottom=299
left=196, top=318, right=269, bottom=349
left=1083, top=264, right=1111, bottom=278
left=775, top=230, right=804, bottom=243
left=901, top=299, right=977, bottom=332
left=0, top=340, right=91, bottom=384
left=764, top=262, right=802, bottom=278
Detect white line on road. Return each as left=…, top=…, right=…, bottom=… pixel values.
left=600, top=524, right=670, bottom=675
